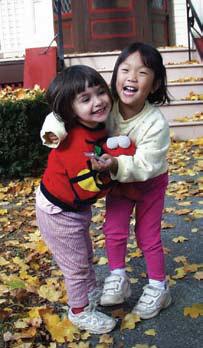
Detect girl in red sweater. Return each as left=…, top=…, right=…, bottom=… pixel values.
left=36, top=65, right=117, bottom=334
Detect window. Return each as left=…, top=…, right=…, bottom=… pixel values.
left=152, top=0, right=164, bottom=10
left=53, top=0, right=72, bottom=14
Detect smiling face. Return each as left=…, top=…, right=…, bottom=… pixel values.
left=72, top=83, right=112, bottom=128
left=116, top=51, right=155, bottom=119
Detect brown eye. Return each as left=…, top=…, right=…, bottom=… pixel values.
left=98, top=88, right=105, bottom=95
left=82, top=97, right=90, bottom=103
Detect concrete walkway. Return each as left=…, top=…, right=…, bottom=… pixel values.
left=89, top=159, right=203, bottom=347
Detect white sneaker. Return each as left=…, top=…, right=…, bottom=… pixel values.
left=132, top=284, right=172, bottom=319
left=68, top=305, right=116, bottom=334
left=100, top=274, right=132, bottom=306
left=88, top=286, right=103, bottom=305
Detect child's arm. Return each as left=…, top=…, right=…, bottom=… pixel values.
left=93, top=119, right=170, bottom=182
left=111, top=121, right=170, bottom=182
left=91, top=154, right=118, bottom=175
left=91, top=135, right=135, bottom=175
left=40, top=112, right=67, bottom=148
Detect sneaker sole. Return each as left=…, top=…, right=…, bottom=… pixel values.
left=133, top=295, right=172, bottom=319
left=100, top=286, right=132, bottom=306
left=72, top=321, right=117, bottom=334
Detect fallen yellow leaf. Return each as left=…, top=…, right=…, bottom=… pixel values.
left=97, top=256, right=108, bottom=265
left=128, top=249, right=142, bottom=258
left=43, top=313, right=80, bottom=343
left=161, top=221, right=175, bottom=229
left=99, top=333, right=114, bottom=344
left=120, top=313, right=141, bottom=330
left=172, top=236, right=188, bottom=243
left=0, top=256, right=9, bottom=266
left=191, top=228, right=198, bottom=233
left=91, top=213, right=104, bottom=223
left=175, top=209, right=191, bottom=215
left=173, top=256, right=188, bottom=264
left=0, top=209, right=8, bottom=215
left=129, top=277, right=138, bottom=284
left=191, top=209, right=203, bottom=218
left=38, top=284, right=62, bottom=302
left=172, top=267, right=187, bottom=279
left=144, top=329, right=156, bottom=336
left=193, top=271, right=203, bottom=280
left=184, top=303, right=203, bottom=318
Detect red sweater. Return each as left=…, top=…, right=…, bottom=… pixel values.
left=41, top=123, right=112, bottom=211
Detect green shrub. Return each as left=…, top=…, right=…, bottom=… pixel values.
left=0, top=88, right=50, bottom=178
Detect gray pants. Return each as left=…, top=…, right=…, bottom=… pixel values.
left=36, top=204, right=96, bottom=307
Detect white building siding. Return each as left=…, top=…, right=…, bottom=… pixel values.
left=0, top=0, right=55, bottom=58
left=0, top=0, right=25, bottom=57
left=170, top=0, right=188, bottom=47
left=0, top=1, right=200, bottom=58
left=24, top=0, right=55, bottom=50
left=169, top=0, right=202, bottom=47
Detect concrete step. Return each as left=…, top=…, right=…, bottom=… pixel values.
left=168, top=82, right=203, bottom=100
left=159, top=47, right=199, bottom=64
left=166, top=63, right=203, bottom=80
left=159, top=100, right=203, bottom=122
left=64, top=51, right=119, bottom=72
left=98, top=64, right=203, bottom=84
left=64, top=50, right=202, bottom=85
left=169, top=121, right=203, bottom=140
left=64, top=47, right=200, bottom=70
left=64, top=66, right=203, bottom=90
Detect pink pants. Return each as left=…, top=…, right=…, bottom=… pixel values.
left=36, top=205, right=96, bottom=307
left=104, top=172, right=168, bottom=281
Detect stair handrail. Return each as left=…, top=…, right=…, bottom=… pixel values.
left=186, top=0, right=203, bottom=60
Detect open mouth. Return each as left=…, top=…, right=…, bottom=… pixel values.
left=123, top=86, right=138, bottom=93
left=92, top=107, right=105, bottom=115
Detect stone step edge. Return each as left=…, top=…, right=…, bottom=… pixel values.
left=165, top=63, right=203, bottom=68
left=169, top=120, right=203, bottom=127
left=161, top=100, right=203, bottom=106
left=64, top=47, right=196, bottom=58
left=158, top=47, right=195, bottom=53
left=167, top=81, right=203, bottom=86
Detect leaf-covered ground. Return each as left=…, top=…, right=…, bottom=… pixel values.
left=0, top=138, right=203, bottom=348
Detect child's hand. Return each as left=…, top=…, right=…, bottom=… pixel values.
left=91, top=154, right=118, bottom=175
left=44, top=132, right=59, bottom=144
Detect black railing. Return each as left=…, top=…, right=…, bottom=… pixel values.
left=186, top=0, right=203, bottom=60
left=56, top=0, right=65, bottom=71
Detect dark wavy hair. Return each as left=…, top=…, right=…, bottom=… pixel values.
left=46, top=65, right=112, bottom=131
left=111, top=42, right=170, bottom=105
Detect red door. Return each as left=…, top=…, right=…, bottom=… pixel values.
left=53, top=0, right=170, bottom=53
left=83, top=0, right=148, bottom=52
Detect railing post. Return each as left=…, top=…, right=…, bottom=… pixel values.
left=186, top=0, right=191, bottom=61
left=57, top=0, right=65, bottom=71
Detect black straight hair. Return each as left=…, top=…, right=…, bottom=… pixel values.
left=46, top=65, right=112, bottom=131
left=111, top=42, right=171, bottom=105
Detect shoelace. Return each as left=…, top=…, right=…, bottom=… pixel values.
left=87, top=301, right=97, bottom=312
